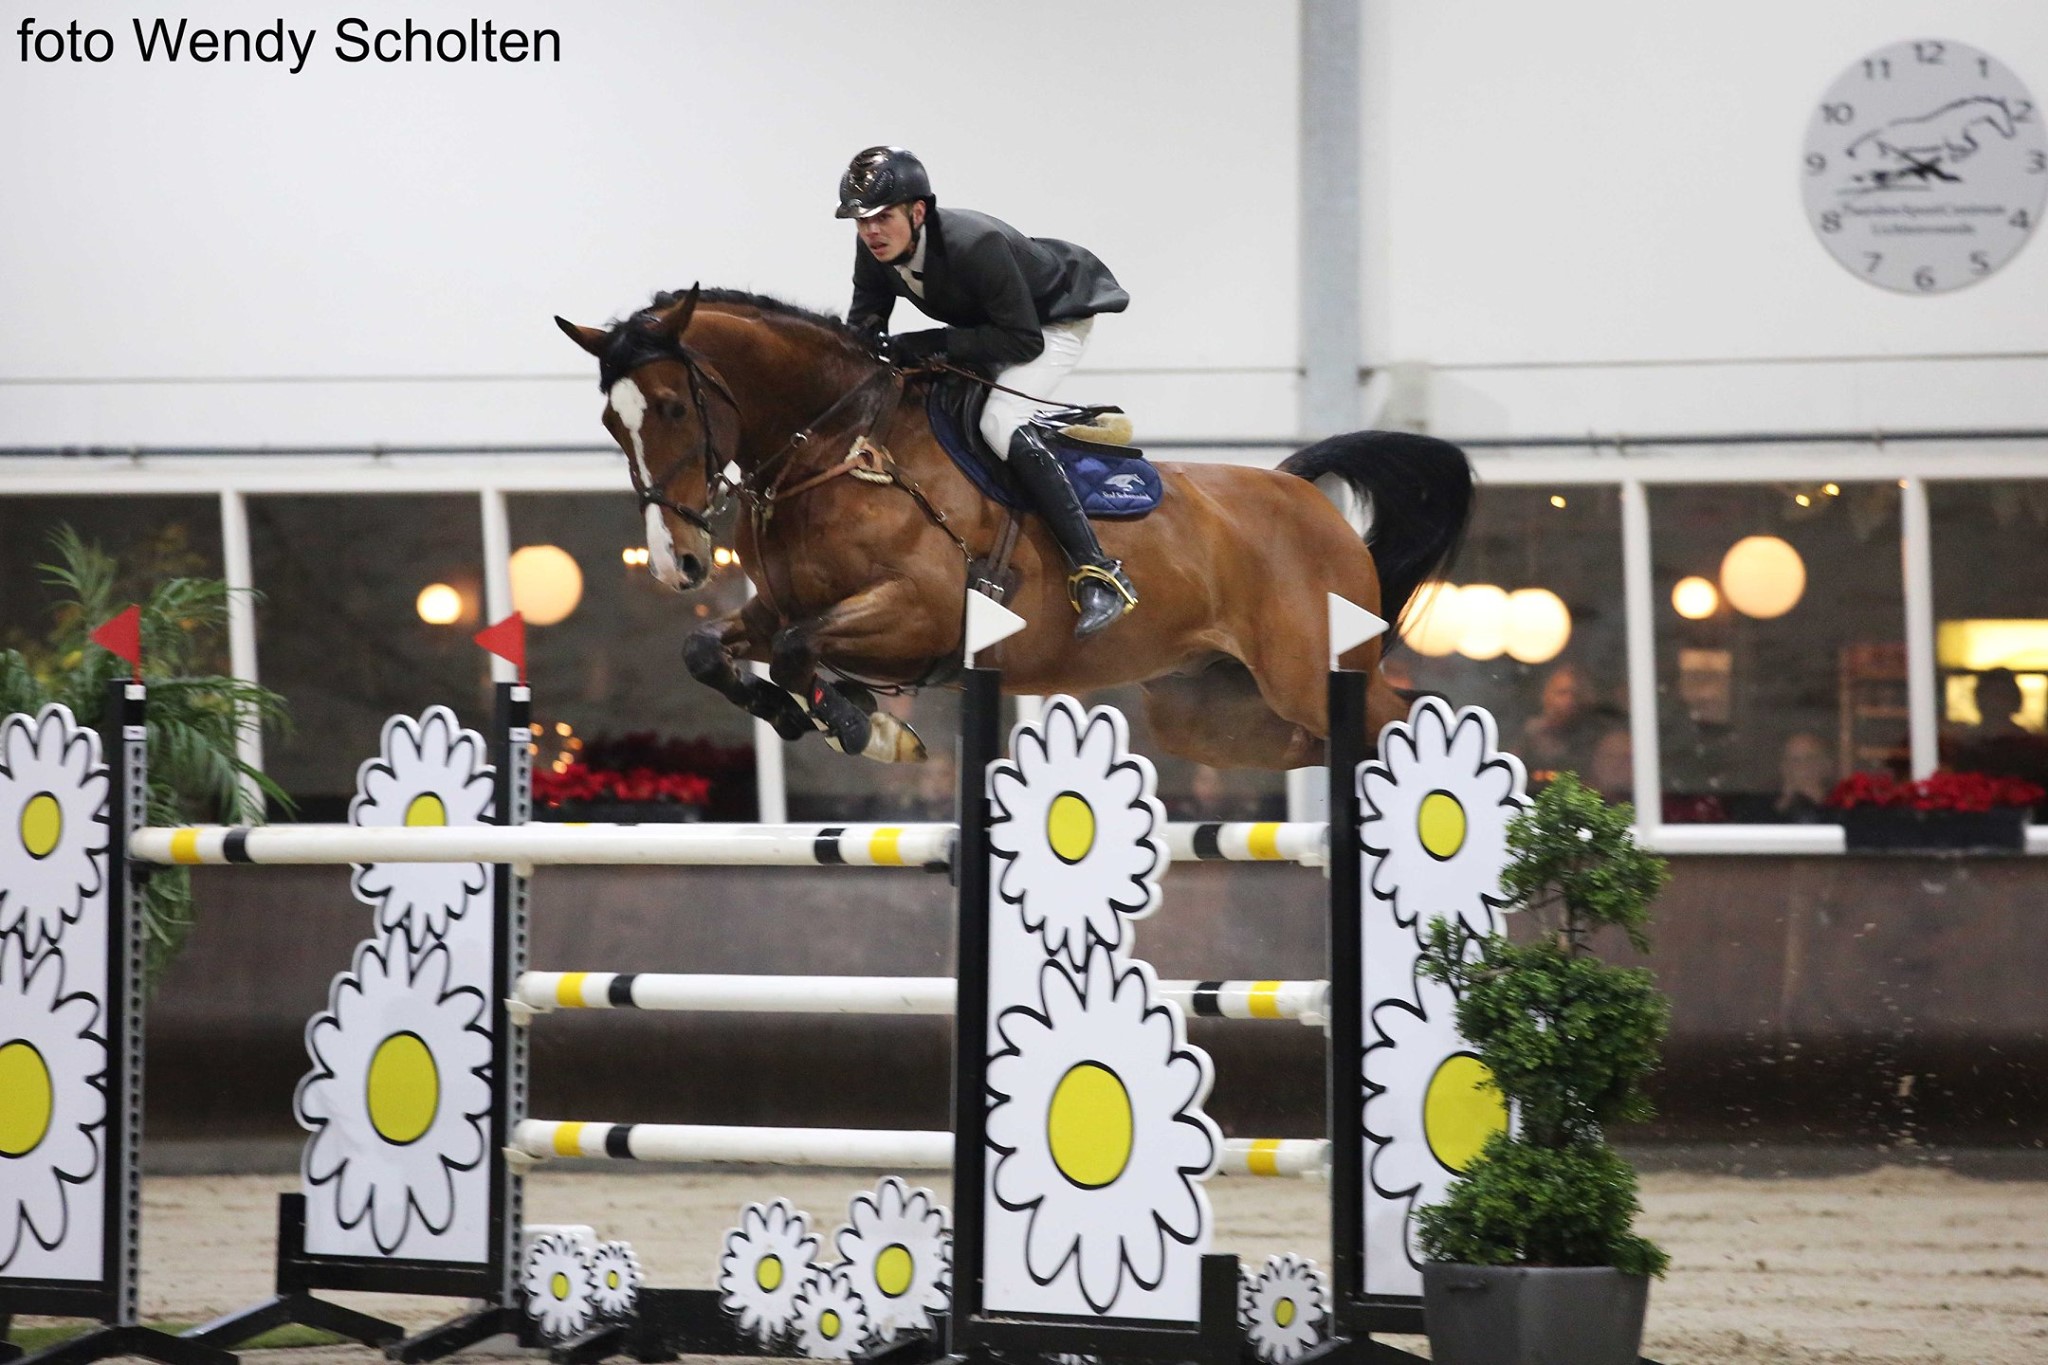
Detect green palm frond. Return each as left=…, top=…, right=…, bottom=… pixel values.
left=11, top=524, right=293, bottom=985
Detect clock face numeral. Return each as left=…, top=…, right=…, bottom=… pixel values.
left=1801, top=38, right=2048, bottom=294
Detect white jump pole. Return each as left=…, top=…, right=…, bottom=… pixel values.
left=511, top=1121, right=1328, bottom=1178
left=131, top=819, right=1329, bottom=868
left=515, top=971, right=1330, bottom=1026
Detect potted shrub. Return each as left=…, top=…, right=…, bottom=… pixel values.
left=0, top=526, right=289, bottom=984
left=1828, top=769, right=2040, bottom=853
left=1414, top=772, right=1671, bottom=1365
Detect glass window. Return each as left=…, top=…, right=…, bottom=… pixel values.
left=0, top=495, right=226, bottom=672
left=1397, top=486, right=1631, bottom=802
left=508, top=494, right=760, bottom=821
left=1650, top=481, right=1904, bottom=823
left=248, top=495, right=488, bottom=820
left=1928, top=480, right=2048, bottom=813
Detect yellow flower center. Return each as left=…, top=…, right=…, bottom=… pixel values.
left=874, top=1243, right=913, bottom=1298
left=606, top=1269, right=621, bottom=1290
left=1046, top=1061, right=1133, bottom=1188
left=1046, top=791, right=1096, bottom=864
left=365, top=1031, right=439, bottom=1144
left=1424, top=1052, right=1508, bottom=1173
left=0, top=1041, right=54, bottom=1157
left=1417, top=790, right=1467, bottom=860
left=1274, top=1296, right=1297, bottom=1328
left=404, top=792, right=448, bottom=827
left=755, top=1254, right=784, bottom=1292
left=550, top=1271, right=571, bottom=1301
left=819, top=1309, right=842, bottom=1340
left=19, top=792, right=61, bottom=859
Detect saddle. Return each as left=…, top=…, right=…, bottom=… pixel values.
left=923, top=374, right=1163, bottom=519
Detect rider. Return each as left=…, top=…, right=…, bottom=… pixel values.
left=836, top=145, right=1138, bottom=639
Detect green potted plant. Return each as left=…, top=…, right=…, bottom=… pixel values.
left=0, top=525, right=289, bottom=984
left=1414, top=772, right=1671, bottom=1365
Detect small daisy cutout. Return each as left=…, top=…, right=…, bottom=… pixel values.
left=0, top=705, right=109, bottom=957
left=588, top=1239, right=643, bottom=1320
left=791, top=1265, right=871, bottom=1360
left=1240, top=1254, right=1328, bottom=1363
left=833, top=1177, right=950, bottom=1341
left=521, top=1229, right=597, bottom=1341
left=718, top=1199, right=820, bottom=1344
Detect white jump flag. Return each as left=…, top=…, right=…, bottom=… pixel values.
left=1328, top=592, right=1389, bottom=669
left=964, top=589, right=1027, bottom=665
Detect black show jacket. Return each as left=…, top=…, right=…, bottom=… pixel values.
left=848, top=206, right=1128, bottom=370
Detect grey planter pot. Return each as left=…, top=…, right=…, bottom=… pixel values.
left=1422, top=1263, right=1650, bottom=1365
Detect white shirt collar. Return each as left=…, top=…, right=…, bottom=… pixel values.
left=893, top=230, right=929, bottom=297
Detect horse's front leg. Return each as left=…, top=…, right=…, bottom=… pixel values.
left=769, top=584, right=936, bottom=764
left=683, top=600, right=815, bottom=741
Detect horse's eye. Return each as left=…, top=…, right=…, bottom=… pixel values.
left=656, top=397, right=689, bottom=421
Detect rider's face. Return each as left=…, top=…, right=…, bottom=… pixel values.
left=855, top=202, right=924, bottom=263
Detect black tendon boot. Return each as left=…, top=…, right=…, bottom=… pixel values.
left=1006, top=426, right=1138, bottom=638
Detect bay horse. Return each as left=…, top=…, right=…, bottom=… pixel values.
left=555, top=286, right=1473, bottom=770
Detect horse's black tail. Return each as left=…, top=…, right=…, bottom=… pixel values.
left=1278, top=430, right=1475, bottom=648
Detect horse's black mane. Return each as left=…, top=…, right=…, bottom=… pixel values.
left=656, top=287, right=869, bottom=347
left=596, top=287, right=868, bottom=392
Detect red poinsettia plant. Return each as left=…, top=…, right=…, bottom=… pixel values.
left=1827, top=769, right=2045, bottom=813
left=531, top=730, right=751, bottom=812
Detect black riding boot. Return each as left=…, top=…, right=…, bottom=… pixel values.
left=1006, top=426, right=1138, bottom=638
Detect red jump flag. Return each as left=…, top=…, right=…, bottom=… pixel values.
left=89, top=605, right=143, bottom=682
left=474, top=612, right=527, bottom=682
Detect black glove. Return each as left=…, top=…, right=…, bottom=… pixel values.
left=884, top=330, right=947, bottom=366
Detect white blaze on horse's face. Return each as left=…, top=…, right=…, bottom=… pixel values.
left=610, top=376, right=704, bottom=590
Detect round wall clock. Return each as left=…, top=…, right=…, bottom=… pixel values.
left=1802, top=38, right=2047, bottom=293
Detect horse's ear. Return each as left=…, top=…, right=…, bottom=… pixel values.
left=556, top=316, right=609, bottom=357
left=652, top=283, right=702, bottom=340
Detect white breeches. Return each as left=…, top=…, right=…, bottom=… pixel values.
left=978, top=317, right=1094, bottom=456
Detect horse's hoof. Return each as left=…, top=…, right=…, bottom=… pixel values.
left=862, top=712, right=928, bottom=764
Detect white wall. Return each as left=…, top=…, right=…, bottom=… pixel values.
left=0, top=1, right=1297, bottom=445
left=1361, top=1, right=2048, bottom=435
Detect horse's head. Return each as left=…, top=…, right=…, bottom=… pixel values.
left=556, top=285, right=739, bottom=591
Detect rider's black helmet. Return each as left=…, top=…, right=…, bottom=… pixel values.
left=835, top=146, right=934, bottom=219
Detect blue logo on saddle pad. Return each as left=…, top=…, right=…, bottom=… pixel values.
left=925, top=385, right=1162, bottom=519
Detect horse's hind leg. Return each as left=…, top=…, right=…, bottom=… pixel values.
left=684, top=603, right=813, bottom=741
left=1140, top=663, right=1324, bottom=771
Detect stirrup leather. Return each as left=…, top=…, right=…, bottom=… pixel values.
left=1067, top=561, right=1138, bottom=615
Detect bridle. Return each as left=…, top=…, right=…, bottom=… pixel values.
left=607, top=332, right=742, bottom=537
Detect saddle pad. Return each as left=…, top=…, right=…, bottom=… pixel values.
left=925, top=381, right=1162, bottom=519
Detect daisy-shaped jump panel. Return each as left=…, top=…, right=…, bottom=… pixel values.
left=1356, top=696, right=1527, bottom=949
left=295, top=933, right=494, bottom=1260
left=350, top=707, right=494, bottom=954
left=1361, top=960, right=1510, bottom=1299
left=520, top=1229, right=598, bottom=1341
left=988, top=697, right=1165, bottom=971
left=0, top=705, right=109, bottom=959
left=0, top=935, right=107, bottom=1279
left=717, top=1198, right=820, bottom=1346
left=984, top=946, right=1219, bottom=1320
left=1239, top=1253, right=1328, bottom=1364
left=832, top=1177, right=950, bottom=1343
left=791, top=1265, right=871, bottom=1361
left=588, top=1239, right=643, bottom=1320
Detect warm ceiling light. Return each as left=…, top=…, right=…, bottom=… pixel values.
left=1719, top=535, right=1806, bottom=619
left=621, top=546, right=649, bottom=567
left=1823, top=482, right=1841, bottom=496
left=1672, top=576, right=1720, bottom=620
left=1936, top=619, right=2048, bottom=671
left=1404, top=583, right=1467, bottom=657
left=713, top=547, right=740, bottom=567
left=1504, top=588, right=1572, bottom=664
left=1549, top=494, right=1567, bottom=509
left=1794, top=493, right=1812, bottom=507
left=1454, top=583, right=1510, bottom=660
left=509, top=544, right=584, bottom=626
left=415, top=584, right=463, bottom=626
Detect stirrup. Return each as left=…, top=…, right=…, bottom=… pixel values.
left=1067, top=561, right=1138, bottom=615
